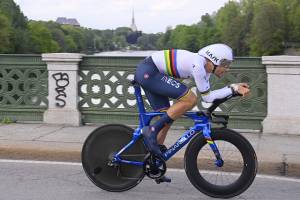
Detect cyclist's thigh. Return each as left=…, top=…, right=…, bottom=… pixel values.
left=135, top=57, right=189, bottom=110
left=144, top=90, right=170, bottom=111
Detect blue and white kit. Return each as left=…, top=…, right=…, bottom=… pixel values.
left=134, top=49, right=233, bottom=111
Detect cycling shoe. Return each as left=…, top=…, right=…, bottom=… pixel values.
left=158, top=144, right=168, bottom=153
left=141, top=126, right=162, bottom=157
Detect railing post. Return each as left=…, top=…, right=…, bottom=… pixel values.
left=262, top=56, right=300, bottom=135
left=42, top=53, right=83, bottom=126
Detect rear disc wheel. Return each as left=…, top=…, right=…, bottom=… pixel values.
left=81, top=124, right=147, bottom=192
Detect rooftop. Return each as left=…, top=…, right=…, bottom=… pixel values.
left=56, top=17, right=80, bottom=27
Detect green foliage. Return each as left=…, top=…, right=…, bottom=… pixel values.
left=1, top=117, right=13, bottom=124
left=216, top=2, right=244, bottom=55
left=137, top=34, right=161, bottom=50
left=1, top=0, right=300, bottom=56
left=196, top=14, right=220, bottom=48
left=169, top=25, right=202, bottom=52
left=156, top=28, right=172, bottom=49
left=249, top=0, right=285, bottom=55
left=28, top=21, right=60, bottom=53
left=0, top=0, right=30, bottom=53
left=0, top=12, right=11, bottom=53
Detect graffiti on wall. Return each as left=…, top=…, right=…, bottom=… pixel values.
left=52, top=72, right=69, bottom=107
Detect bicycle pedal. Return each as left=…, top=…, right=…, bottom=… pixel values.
left=155, top=176, right=171, bottom=184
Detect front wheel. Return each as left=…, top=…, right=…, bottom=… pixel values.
left=184, top=128, right=257, bottom=198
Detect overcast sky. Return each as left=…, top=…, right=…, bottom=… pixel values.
left=14, top=0, right=229, bottom=33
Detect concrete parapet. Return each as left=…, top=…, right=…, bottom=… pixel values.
left=42, top=53, right=83, bottom=126
left=262, top=56, right=300, bottom=135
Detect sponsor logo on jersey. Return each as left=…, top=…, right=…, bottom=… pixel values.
left=161, top=76, right=181, bottom=88
left=206, top=50, right=219, bottom=63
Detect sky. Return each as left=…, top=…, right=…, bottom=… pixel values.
left=14, top=0, right=230, bottom=33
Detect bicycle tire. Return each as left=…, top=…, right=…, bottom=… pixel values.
left=184, top=128, right=257, bottom=198
left=81, top=124, right=147, bottom=192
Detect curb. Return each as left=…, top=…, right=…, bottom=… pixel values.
left=1, top=147, right=299, bottom=178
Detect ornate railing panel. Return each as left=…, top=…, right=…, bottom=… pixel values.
left=0, top=55, right=48, bottom=121
left=0, top=54, right=266, bottom=129
left=79, top=56, right=266, bottom=130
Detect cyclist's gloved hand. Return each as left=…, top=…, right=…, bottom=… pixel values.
left=230, top=83, right=250, bottom=97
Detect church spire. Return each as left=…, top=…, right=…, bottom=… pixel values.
left=130, top=8, right=137, bottom=32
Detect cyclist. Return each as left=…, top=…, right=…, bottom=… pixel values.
left=134, top=43, right=250, bottom=182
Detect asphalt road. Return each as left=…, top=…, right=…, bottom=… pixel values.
left=0, top=159, right=300, bottom=200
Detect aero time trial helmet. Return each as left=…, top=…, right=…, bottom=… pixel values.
left=198, top=43, right=233, bottom=66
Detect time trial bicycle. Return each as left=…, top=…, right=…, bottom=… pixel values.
left=81, top=80, right=257, bottom=198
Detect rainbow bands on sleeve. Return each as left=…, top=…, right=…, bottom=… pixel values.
left=164, top=49, right=180, bottom=78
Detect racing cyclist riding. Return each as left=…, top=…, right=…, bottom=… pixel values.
left=134, top=43, right=250, bottom=183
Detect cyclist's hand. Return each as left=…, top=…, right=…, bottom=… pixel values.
left=238, top=83, right=249, bottom=89
left=230, top=83, right=250, bottom=97
left=237, top=85, right=250, bottom=97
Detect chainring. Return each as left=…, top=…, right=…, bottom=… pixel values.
left=143, top=154, right=166, bottom=179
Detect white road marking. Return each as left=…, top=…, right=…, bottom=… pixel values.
left=168, top=168, right=300, bottom=183
left=0, top=159, right=299, bottom=183
left=0, top=159, right=81, bottom=166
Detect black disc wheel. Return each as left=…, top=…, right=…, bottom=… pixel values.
left=184, top=128, right=257, bottom=198
left=82, top=124, right=147, bottom=192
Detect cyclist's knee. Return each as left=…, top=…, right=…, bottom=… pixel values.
left=188, top=92, right=197, bottom=108
left=179, top=90, right=197, bottom=109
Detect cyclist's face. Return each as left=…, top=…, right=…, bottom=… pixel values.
left=205, top=60, right=230, bottom=77
left=214, top=65, right=230, bottom=78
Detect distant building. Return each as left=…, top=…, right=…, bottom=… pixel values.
left=56, top=17, right=80, bottom=27
left=127, top=8, right=142, bottom=44
left=130, top=8, right=138, bottom=32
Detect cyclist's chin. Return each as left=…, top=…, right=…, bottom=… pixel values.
left=215, top=73, right=223, bottom=78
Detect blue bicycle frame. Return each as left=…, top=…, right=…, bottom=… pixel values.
left=113, top=82, right=223, bottom=167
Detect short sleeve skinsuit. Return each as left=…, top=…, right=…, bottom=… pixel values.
left=134, top=49, right=211, bottom=111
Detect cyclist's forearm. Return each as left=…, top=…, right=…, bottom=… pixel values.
left=200, top=86, right=232, bottom=103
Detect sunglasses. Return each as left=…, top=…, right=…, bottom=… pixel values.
left=218, top=59, right=232, bottom=69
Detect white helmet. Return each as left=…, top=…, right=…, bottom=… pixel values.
left=198, top=43, right=233, bottom=66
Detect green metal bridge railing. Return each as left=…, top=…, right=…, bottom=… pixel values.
left=78, top=56, right=266, bottom=130
left=0, top=54, right=266, bottom=130
left=0, top=54, right=48, bottom=121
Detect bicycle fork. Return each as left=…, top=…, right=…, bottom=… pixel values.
left=203, top=125, right=224, bottom=167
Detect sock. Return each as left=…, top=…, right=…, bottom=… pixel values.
left=150, top=113, right=174, bottom=137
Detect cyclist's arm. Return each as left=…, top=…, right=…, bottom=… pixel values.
left=192, top=68, right=233, bottom=103
left=200, top=87, right=233, bottom=103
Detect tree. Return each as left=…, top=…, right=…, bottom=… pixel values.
left=215, top=1, right=245, bottom=55
left=0, top=0, right=30, bottom=53
left=275, top=0, right=300, bottom=46
left=137, top=34, right=160, bottom=50
left=28, top=21, right=59, bottom=53
left=0, top=12, right=11, bottom=53
left=282, top=0, right=300, bottom=44
left=290, top=5, right=300, bottom=43
left=196, top=14, right=219, bottom=48
left=156, top=27, right=173, bottom=49
left=238, top=0, right=255, bottom=56
left=61, top=25, right=85, bottom=52
left=169, top=25, right=202, bottom=52
left=115, top=27, right=132, bottom=37
left=249, top=0, right=285, bottom=55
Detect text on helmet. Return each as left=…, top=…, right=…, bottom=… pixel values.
left=206, top=50, right=219, bottom=64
